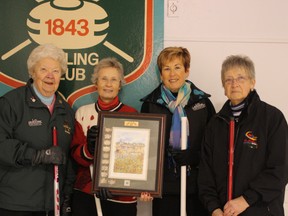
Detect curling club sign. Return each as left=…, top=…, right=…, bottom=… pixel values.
left=0, top=0, right=154, bottom=106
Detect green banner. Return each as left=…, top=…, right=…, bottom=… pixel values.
left=0, top=0, right=163, bottom=110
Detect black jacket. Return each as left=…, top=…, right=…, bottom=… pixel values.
left=141, top=81, right=215, bottom=194
left=198, top=90, right=288, bottom=215
left=0, top=79, right=75, bottom=211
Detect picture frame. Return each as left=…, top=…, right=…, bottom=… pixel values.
left=92, top=111, right=166, bottom=198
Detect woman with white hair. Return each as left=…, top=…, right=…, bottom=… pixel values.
left=0, top=43, right=75, bottom=216
left=71, top=57, right=139, bottom=216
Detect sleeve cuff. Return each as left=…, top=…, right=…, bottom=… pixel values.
left=21, top=147, right=36, bottom=165
left=242, top=189, right=260, bottom=205
left=82, top=145, right=93, bottom=160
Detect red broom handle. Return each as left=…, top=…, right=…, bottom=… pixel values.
left=228, top=118, right=235, bottom=201
left=53, top=127, right=60, bottom=216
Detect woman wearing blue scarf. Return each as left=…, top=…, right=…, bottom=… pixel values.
left=141, top=47, right=215, bottom=216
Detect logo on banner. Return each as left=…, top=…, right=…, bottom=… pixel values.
left=0, top=0, right=153, bottom=106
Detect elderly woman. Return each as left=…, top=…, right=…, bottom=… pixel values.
left=0, top=44, right=75, bottom=215
left=140, top=47, right=215, bottom=216
left=71, top=57, right=139, bottom=216
left=198, top=55, right=288, bottom=216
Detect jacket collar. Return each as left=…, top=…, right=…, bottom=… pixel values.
left=25, top=78, right=66, bottom=111
left=218, top=90, right=260, bottom=121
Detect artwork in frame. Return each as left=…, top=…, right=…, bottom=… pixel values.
left=92, top=111, right=166, bottom=198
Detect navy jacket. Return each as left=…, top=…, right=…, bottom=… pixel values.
left=198, top=90, right=288, bottom=215
left=0, top=79, right=75, bottom=211
left=141, top=81, right=215, bottom=195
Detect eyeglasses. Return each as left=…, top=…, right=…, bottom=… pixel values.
left=98, top=77, right=120, bottom=85
left=224, top=76, right=250, bottom=85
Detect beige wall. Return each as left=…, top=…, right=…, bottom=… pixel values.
left=164, top=0, right=288, bottom=120
left=164, top=0, right=288, bottom=215
left=137, top=0, right=288, bottom=215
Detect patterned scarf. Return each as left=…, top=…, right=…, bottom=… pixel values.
left=230, top=100, right=246, bottom=122
left=159, top=82, right=191, bottom=150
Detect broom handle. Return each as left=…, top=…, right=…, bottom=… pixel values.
left=53, top=127, right=60, bottom=216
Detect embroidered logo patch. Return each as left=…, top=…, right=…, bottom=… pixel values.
left=192, top=103, right=206, bottom=111
left=63, top=121, right=71, bottom=134
left=243, top=131, right=258, bottom=149
left=28, top=119, right=42, bottom=127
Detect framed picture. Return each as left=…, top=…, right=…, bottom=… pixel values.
left=92, top=111, right=166, bottom=198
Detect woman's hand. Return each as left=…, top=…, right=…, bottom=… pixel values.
left=138, top=192, right=153, bottom=202
left=212, top=208, right=224, bottom=216
left=223, top=196, right=249, bottom=216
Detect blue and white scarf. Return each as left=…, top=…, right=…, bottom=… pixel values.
left=159, top=82, right=191, bottom=150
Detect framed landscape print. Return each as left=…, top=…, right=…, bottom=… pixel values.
left=92, top=112, right=166, bottom=198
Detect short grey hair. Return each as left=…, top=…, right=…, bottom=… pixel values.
left=27, top=43, right=67, bottom=76
left=91, top=57, right=125, bottom=87
left=221, top=55, right=255, bottom=86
